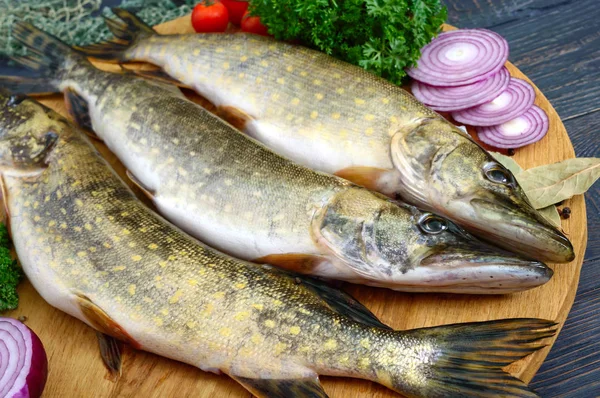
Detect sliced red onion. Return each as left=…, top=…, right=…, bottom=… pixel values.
left=411, top=67, right=510, bottom=111
left=477, top=105, right=549, bottom=148
left=407, top=29, right=509, bottom=87
left=0, top=318, right=48, bottom=398
left=452, top=78, right=536, bottom=126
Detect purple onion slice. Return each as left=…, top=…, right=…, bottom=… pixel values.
left=412, top=67, right=510, bottom=112
left=407, top=29, right=509, bottom=87
left=0, top=318, right=48, bottom=398
left=452, top=78, right=536, bottom=126
left=477, top=105, right=549, bottom=148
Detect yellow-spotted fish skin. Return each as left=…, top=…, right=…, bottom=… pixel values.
left=3, top=22, right=555, bottom=294
left=82, top=9, right=575, bottom=264
left=0, top=90, right=554, bottom=398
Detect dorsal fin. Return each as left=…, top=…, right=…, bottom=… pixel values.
left=266, top=265, right=391, bottom=330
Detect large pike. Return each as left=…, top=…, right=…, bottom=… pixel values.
left=0, top=88, right=558, bottom=398
left=1, top=23, right=553, bottom=294
left=81, top=9, right=574, bottom=263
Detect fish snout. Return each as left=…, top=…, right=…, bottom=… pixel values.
left=469, top=198, right=575, bottom=263
left=524, top=220, right=575, bottom=263
left=415, top=244, right=553, bottom=294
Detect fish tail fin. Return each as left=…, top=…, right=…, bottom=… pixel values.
left=381, top=318, right=557, bottom=397
left=1, top=22, right=85, bottom=94
left=75, top=8, right=156, bottom=62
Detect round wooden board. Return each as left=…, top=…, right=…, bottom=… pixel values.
left=6, top=18, right=586, bottom=398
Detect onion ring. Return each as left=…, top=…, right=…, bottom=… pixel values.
left=452, top=78, right=536, bottom=126
left=0, top=318, right=48, bottom=398
left=477, top=105, right=549, bottom=148
left=407, top=29, right=509, bottom=86
left=411, top=67, right=510, bottom=111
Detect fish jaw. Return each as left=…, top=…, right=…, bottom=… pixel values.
left=390, top=117, right=574, bottom=263
left=316, top=235, right=553, bottom=294
left=412, top=245, right=553, bottom=294
left=311, top=188, right=552, bottom=293
left=465, top=197, right=574, bottom=263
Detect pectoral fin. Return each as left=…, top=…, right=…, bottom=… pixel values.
left=126, top=170, right=155, bottom=201
left=96, top=332, right=123, bottom=381
left=253, top=253, right=327, bottom=274
left=334, top=166, right=389, bottom=192
left=231, top=374, right=329, bottom=398
left=0, top=175, right=11, bottom=236
left=76, top=293, right=141, bottom=349
left=64, top=89, right=96, bottom=138
left=216, top=105, right=254, bottom=131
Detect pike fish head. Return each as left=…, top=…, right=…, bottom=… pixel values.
left=0, top=90, right=60, bottom=175
left=312, top=188, right=552, bottom=294
left=390, top=117, right=574, bottom=263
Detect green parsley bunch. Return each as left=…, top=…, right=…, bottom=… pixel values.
left=249, top=0, right=447, bottom=84
left=0, top=223, right=22, bottom=312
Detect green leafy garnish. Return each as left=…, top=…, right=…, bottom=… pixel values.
left=249, top=0, right=447, bottom=84
left=0, top=223, right=22, bottom=313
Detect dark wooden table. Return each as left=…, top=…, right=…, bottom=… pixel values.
left=1, top=0, right=598, bottom=396
left=445, top=1, right=600, bottom=396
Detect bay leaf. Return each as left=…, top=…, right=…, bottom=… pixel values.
left=518, top=158, right=600, bottom=209
left=491, top=152, right=524, bottom=175
left=537, top=205, right=562, bottom=228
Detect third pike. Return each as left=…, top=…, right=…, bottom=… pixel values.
left=82, top=9, right=575, bottom=263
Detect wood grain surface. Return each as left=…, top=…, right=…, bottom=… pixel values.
left=2, top=11, right=593, bottom=397
left=445, top=2, right=600, bottom=396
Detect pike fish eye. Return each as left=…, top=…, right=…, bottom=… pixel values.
left=418, top=213, right=448, bottom=234
left=483, top=162, right=513, bottom=185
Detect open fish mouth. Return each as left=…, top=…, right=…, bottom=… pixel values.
left=470, top=198, right=575, bottom=263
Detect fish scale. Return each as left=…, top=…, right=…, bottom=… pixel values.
left=0, top=21, right=557, bottom=294
left=87, top=76, right=347, bottom=257
left=79, top=9, right=575, bottom=263
left=137, top=33, right=433, bottom=174
left=2, top=93, right=389, bottom=385
left=0, top=32, right=559, bottom=398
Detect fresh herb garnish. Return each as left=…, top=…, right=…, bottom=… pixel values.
left=249, top=0, right=447, bottom=84
left=0, top=223, right=22, bottom=313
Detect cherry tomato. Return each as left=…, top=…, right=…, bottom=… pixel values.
left=220, top=0, right=249, bottom=26
left=241, top=11, right=270, bottom=36
left=191, top=1, right=229, bottom=33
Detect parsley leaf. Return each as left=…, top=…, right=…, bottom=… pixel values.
left=249, top=0, right=447, bottom=84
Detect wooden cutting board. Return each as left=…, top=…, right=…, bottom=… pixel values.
left=5, top=18, right=586, bottom=397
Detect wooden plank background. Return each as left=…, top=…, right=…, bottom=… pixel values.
left=443, top=0, right=600, bottom=396
left=0, top=0, right=597, bottom=396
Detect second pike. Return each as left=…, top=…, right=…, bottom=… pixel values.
left=81, top=9, right=574, bottom=263
left=2, top=23, right=553, bottom=294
